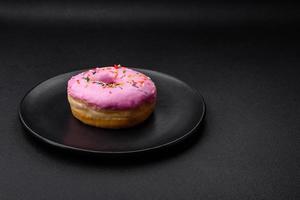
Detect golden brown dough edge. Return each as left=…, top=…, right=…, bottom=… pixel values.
left=67, top=95, right=156, bottom=129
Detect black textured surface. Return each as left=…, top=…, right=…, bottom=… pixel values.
left=0, top=2, right=299, bottom=200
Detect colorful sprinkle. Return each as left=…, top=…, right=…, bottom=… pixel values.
left=83, top=77, right=90, bottom=82
left=114, top=64, right=121, bottom=69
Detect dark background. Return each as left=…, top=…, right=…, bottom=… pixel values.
left=0, top=1, right=299, bottom=199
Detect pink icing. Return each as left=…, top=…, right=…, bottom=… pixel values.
left=67, top=66, right=157, bottom=110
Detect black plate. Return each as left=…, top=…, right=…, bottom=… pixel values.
left=19, top=69, right=205, bottom=154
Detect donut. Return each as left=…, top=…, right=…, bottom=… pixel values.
left=67, top=65, right=157, bottom=128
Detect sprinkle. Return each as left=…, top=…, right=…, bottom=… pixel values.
left=114, top=71, right=118, bottom=79
left=113, top=64, right=122, bottom=69
left=132, top=80, right=139, bottom=88
left=138, top=89, right=148, bottom=95
left=109, top=91, right=112, bottom=94
left=93, top=81, right=105, bottom=86
left=77, top=80, right=80, bottom=84
left=123, top=70, right=126, bottom=73
left=113, top=64, right=118, bottom=69
left=83, top=77, right=90, bottom=82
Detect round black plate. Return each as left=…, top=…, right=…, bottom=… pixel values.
left=19, top=69, right=205, bottom=154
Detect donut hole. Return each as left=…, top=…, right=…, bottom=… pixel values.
left=94, top=72, right=115, bottom=84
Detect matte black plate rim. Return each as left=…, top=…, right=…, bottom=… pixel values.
left=19, top=69, right=206, bottom=155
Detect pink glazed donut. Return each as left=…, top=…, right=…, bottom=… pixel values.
left=67, top=65, right=157, bottom=128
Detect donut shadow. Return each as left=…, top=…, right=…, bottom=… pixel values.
left=21, top=119, right=207, bottom=168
